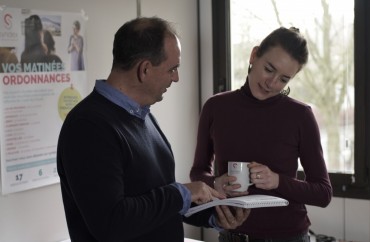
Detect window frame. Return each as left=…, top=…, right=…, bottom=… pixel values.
left=211, top=0, right=370, bottom=199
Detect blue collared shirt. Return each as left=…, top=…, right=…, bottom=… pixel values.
left=95, top=79, right=150, bottom=120
left=94, top=79, right=192, bottom=215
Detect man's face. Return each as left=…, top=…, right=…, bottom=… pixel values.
left=144, top=36, right=181, bottom=105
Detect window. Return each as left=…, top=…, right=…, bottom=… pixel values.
left=212, top=0, right=370, bottom=199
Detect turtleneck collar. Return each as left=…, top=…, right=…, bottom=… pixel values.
left=240, top=77, right=284, bottom=104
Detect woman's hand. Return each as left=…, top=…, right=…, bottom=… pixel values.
left=214, top=173, right=249, bottom=197
left=249, top=162, right=279, bottom=190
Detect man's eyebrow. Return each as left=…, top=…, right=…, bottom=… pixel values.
left=170, top=63, right=180, bottom=70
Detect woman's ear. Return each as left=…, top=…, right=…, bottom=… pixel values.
left=249, top=46, right=259, bottom=64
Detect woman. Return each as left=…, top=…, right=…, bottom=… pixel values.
left=20, top=15, right=48, bottom=65
left=68, top=20, right=85, bottom=71
left=190, top=27, right=332, bottom=241
left=43, top=29, right=62, bottom=63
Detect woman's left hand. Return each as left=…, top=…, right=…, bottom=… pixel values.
left=249, top=162, right=279, bottom=190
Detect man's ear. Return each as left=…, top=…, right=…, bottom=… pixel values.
left=137, top=60, right=151, bottom=82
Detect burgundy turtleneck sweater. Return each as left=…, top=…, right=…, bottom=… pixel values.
left=190, top=82, right=332, bottom=238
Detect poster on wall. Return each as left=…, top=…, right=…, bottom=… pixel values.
left=0, top=7, right=88, bottom=194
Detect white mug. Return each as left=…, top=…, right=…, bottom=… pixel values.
left=228, top=161, right=253, bottom=192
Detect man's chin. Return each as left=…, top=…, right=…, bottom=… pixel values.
left=156, top=96, right=164, bottom=103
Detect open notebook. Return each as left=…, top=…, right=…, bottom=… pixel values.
left=185, top=194, right=289, bottom=217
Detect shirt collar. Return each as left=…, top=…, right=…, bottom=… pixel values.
left=94, top=79, right=150, bottom=119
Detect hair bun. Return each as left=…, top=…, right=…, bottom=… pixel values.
left=289, top=27, right=300, bottom=33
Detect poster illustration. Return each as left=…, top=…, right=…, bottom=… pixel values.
left=0, top=7, right=88, bottom=194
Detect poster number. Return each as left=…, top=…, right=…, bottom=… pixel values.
left=15, top=173, right=23, bottom=181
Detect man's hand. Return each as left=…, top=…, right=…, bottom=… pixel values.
left=215, top=206, right=250, bottom=229
left=183, top=181, right=226, bottom=204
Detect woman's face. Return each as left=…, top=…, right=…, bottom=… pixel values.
left=248, top=45, right=301, bottom=100
left=73, top=25, right=79, bottom=35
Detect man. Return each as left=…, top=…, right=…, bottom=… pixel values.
left=57, top=17, right=248, bottom=242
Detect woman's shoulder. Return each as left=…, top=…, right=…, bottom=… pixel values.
left=283, top=96, right=314, bottom=115
left=199, top=90, right=239, bottom=115
left=44, top=54, right=62, bottom=63
left=287, top=95, right=310, bottom=105
left=205, top=89, right=240, bottom=104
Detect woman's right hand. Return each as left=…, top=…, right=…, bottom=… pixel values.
left=214, top=173, right=249, bottom=197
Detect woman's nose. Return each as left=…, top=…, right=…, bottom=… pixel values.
left=265, top=75, right=279, bottom=88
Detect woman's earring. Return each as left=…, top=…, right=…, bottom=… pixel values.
left=280, top=86, right=290, bottom=96
left=248, top=64, right=252, bottom=74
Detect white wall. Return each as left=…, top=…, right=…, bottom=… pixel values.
left=306, top=198, right=370, bottom=242
left=0, top=0, right=201, bottom=241
left=199, top=0, right=214, bottom=106
left=140, top=0, right=201, bottom=239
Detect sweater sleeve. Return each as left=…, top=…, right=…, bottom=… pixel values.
left=190, top=99, right=216, bottom=186
left=275, top=106, right=332, bottom=207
